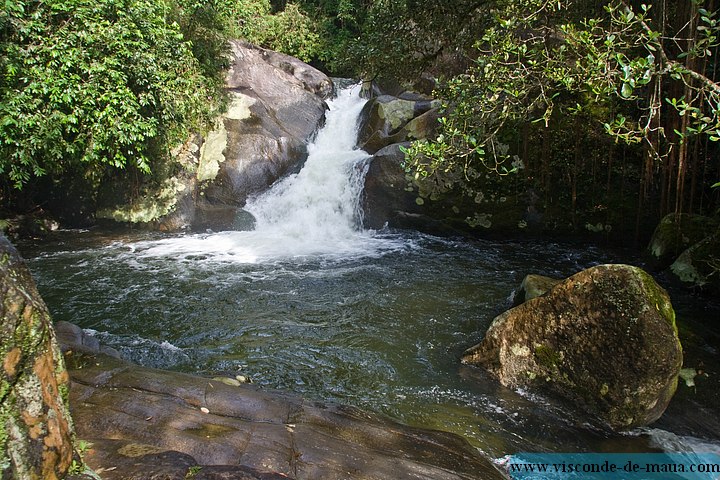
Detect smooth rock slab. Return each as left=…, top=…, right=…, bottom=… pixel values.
left=66, top=352, right=503, bottom=480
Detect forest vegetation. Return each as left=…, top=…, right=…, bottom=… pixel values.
left=1, top=0, right=719, bottom=242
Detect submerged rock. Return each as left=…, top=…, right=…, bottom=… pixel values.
left=513, top=274, right=561, bottom=305
left=462, top=264, right=682, bottom=431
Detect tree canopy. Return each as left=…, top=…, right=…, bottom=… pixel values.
left=394, top=0, right=720, bottom=235
left=1, top=0, right=718, bottom=237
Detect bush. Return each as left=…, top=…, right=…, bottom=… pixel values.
left=0, top=0, right=223, bottom=189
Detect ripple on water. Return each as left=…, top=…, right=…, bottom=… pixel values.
left=21, top=229, right=720, bottom=458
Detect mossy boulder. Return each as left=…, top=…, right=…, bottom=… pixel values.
left=670, top=230, right=720, bottom=294
left=462, top=264, right=682, bottom=431
left=647, top=213, right=719, bottom=268
left=357, top=95, right=440, bottom=154
left=0, top=235, right=78, bottom=479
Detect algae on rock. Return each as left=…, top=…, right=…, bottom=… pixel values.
left=1, top=235, right=80, bottom=479
left=462, top=264, right=682, bottom=431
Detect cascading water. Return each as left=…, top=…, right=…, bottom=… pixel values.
left=243, top=83, right=375, bottom=252
left=132, top=83, right=400, bottom=263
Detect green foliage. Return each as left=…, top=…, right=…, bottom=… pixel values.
left=256, top=3, right=322, bottom=62
left=170, top=0, right=234, bottom=87
left=231, top=0, right=322, bottom=63
left=402, top=0, right=720, bottom=227
left=0, top=0, right=223, bottom=189
left=343, top=0, right=491, bottom=80
left=404, top=0, right=572, bottom=201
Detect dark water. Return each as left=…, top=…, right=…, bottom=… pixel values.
left=18, top=229, right=720, bottom=461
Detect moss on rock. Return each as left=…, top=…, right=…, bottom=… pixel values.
left=1, top=235, right=78, bottom=478
left=462, top=264, right=682, bottom=431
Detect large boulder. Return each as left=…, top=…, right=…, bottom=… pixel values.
left=97, top=41, right=332, bottom=231
left=199, top=41, right=332, bottom=216
left=647, top=213, right=719, bottom=268
left=462, top=264, right=682, bottom=431
left=0, top=236, right=78, bottom=479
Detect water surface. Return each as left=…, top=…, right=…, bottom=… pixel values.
left=19, top=84, right=720, bottom=462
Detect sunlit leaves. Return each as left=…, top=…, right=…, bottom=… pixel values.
left=400, top=0, right=720, bottom=211
left=0, top=0, right=222, bottom=188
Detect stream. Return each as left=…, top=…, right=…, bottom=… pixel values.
left=18, top=84, right=720, bottom=466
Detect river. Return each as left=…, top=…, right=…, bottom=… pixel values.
left=18, top=84, right=720, bottom=466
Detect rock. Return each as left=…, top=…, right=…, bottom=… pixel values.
left=78, top=438, right=285, bottom=480
left=65, top=351, right=504, bottom=480
left=0, top=211, right=60, bottom=240
left=357, top=95, right=440, bottom=154
left=255, top=45, right=333, bottom=100
left=513, top=274, right=561, bottom=305
left=462, top=264, right=683, bottom=431
left=362, top=143, right=467, bottom=234
left=361, top=141, right=547, bottom=236
left=362, top=143, right=417, bottom=230
left=200, top=41, right=331, bottom=220
left=647, top=213, right=719, bottom=268
left=97, top=41, right=331, bottom=232
left=0, top=235, right=78, bottom=478
left=55, top=321, right=122, bottom=360
left=361, top=143, right=468, bottom=236
left=670, top=230, right=720, bottom=294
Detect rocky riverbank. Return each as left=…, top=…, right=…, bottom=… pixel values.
left=57, top=322, right=504, bottom=480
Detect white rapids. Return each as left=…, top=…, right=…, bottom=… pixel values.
left=130, top=83, right=405, bottom=263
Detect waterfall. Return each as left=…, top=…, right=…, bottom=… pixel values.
left=245, top=84, right=370, bottom=244
left=132, top=83, right=401, bottom=263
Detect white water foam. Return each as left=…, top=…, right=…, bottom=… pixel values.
left=129, top=83, right=405, bottom=263
left=642, top=428, right=720, bottom=455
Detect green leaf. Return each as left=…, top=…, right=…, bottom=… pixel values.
left=620, top=82, right=633, bottom=99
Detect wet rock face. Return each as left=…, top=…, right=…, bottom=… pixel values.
left=462, top=264, right=683, bottom=431
left=0, top=235, right=76, bottom=479
left=64, top=349, right=504, bottom=480
left=198, top=41, right=331, bottom=226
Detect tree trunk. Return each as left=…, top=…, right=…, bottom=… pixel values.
left=1, top=235, right=77, bottom=479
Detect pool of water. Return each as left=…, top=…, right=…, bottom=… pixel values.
left=18, top=228, right=720, bottom=460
